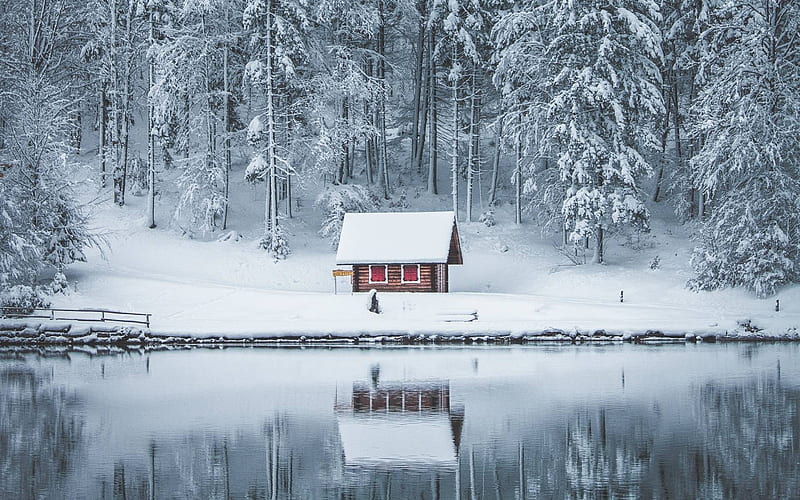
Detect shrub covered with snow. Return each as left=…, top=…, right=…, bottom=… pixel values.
left=128, top=154, right=147, bottom=196
left=0, top=285, right=51, bottom=314
left=49, top=271, right=69, bottom=295
left=173, top=156, right=227, bottom=236
left=315, top=185, right=380, bottom=247
left=479, top=209, right=496, bottom=227
left=259, top=224, right=291, bottom=260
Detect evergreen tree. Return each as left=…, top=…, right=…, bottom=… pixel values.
left=688, top=0, right=800, bottom=296
left=545, top=0, right=663, bottom=263
left=243, top=0, right=308, bottom=259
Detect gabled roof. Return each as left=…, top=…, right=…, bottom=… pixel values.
left=335, top=211, right=462, bottom=265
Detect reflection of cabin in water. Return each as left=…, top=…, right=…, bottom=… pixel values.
left=335, top=380, right=464, bottom=470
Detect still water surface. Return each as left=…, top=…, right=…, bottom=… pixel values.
left=1, top=344, right=799, bottom=499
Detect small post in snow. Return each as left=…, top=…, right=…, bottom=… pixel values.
left=619, top=290, right=624, bottom=303
left=775, top=299, right=780, bottom=312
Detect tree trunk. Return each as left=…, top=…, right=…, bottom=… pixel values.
left=451, top=44, right=459, bottom=219
left=413, top=36, right=429, bottom=175
left=363, top=60, right=374, bottom=185
left=377, top=0, right=390, bottom=198
left=488, top=115, right=502, bottom=206
left=514, top=118, right=522, bottom=224
left=671, top=72, right=685, bottom=214
left=265, top=0, right=279, bottom=240
left=411, top=13, right=425, bottom=169
left=465, top=69, right=480, bottom=222
left=146, top=9, right=156, bottom=228
left=99, top=86, right=107, bottom=188
left=427, top=42, right=438, bottom=195
left=222, top=2, right=231, bottom=229
left=593, top=224, right=604, bottom=264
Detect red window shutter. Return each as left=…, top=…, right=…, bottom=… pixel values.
left=370, top=265, right=386, bottom=282
left=403, top=265, right=418, bottom=282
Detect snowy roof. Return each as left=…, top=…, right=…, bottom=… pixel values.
left=337, top=413, right=458, bottom=469
left=335, top=211, right=461, bottom=265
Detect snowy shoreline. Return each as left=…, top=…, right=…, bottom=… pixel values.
left=2, top=318, right=799, bottom=346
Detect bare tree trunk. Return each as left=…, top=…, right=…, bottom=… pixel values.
left=514, top=117, right=522, bottom=224
left=364, top=59, right=374, bottom=185
left=222, top=2, right=231, bottom=229
left=593, top=224, right=604, bottom=264
left=109, top=0, right=123, bottom=205
left=99, top=86, right=108, bottom=188
left=451, top=44, right=459, bottom=219
left=465, top=69, right=480, bottom=222
left=146, top=8, right=156, bottom=228
left=488, top=115, right=502, bottom=206
left=427, top=33, right=437, bottom=195
left=411, top=12, right=425, bottom=169
left=265, top=0, right=279, bottom=240
left=116, top=1, right=135, bottom=207
left=413, top=36, right=429, bottom=175
left=377, top=0, right=390, bottom=198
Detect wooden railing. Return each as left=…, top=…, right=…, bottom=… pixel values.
left=0, top=307, right=151, bottom=328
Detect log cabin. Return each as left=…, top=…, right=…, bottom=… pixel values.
left=335, top=211, right=463, bottom=293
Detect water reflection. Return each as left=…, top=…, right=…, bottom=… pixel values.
left=0, top=346, right=798, bottom=499
left=0, top=363, right=84, bottom=499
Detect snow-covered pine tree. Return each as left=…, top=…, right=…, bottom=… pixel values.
left=307, top=0, right=382, bottom=185
left=545, top=0, right=663, bottom=263
left=656, top=0, right=709, bottom=217
left=493, top=6, right=564, bottom=231
left=243, top=0, right=307, bottom=259
left=98, top=0, right=146, bottom=206
left=688, top=0, right=800, bottom=297
left=151, top=0, right=230, bottom=236
left=436, top=0, right=478, bottom=221
left=0, top=174, right=40, bottom=287
left=315, top=184, right=380, bottom=247
left=0, top=0, right=95, bottom=286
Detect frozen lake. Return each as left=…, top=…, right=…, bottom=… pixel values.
left=2, top=344, right=799, bottom=499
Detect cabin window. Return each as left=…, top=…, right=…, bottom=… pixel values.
left=402, top=264, right=420, bottom=283
left=369, top=265, right=388, bottom=283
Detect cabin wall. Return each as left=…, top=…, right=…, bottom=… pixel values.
left=352, top=264, right=445, bottom=293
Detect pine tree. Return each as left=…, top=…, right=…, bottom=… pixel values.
left=151, top=0, right=231, bottom=236
left=545, top=0, right=663, bottom=263
left=688, top=0, right=800, bottom=296
left=0, top=0, right=95, bottom=284
left=243, top=0, right=307, bottom=259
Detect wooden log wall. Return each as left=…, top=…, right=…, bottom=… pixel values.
left=352, top=264, right=444, bottom=292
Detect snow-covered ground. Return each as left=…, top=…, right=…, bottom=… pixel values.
left=41, top=166, right=800, bottom=340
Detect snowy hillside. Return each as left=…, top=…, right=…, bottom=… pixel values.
left=2, top=0, right=799, bottom=338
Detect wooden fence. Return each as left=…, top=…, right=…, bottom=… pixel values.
left=0, top=307, right=151, bottom=328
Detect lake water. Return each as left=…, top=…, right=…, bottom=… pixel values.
left=1, top=344, right=799, bottom=499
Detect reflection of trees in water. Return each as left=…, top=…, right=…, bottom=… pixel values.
left=0, top=365, right=84, bottom=499
left=649, top=378, right=800, bottom=499
left=516, top=378, right=800, bottom=500
left=563, top=408, right=649, bottom=498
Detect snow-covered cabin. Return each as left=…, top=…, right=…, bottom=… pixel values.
left=335, top=211, right=463, bottom=293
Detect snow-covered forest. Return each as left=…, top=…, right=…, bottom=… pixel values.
left=1, top=0, right=799, bottom=303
